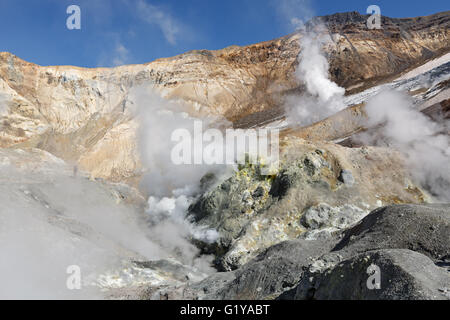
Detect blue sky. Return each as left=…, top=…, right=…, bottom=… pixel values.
left=0, top=0, right=448, bottom=67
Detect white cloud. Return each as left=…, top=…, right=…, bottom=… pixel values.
left=275, top=0, right=315, bottom=30
left=360, top=90, right=450, bottom=201
left=96, top=36, right=132, bottom=67
left=137, top=0, right=181, bottom=45
left=112, top=43, right=130, bottom=66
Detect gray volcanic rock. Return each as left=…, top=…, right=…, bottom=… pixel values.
left=294, top=249, right=450, bottom=300
left=104, top=259, right=209, bottom=300
left=300, top=203, right=366, bottom=230
left=1, top=11, right=449, bottom=300
left=175, top=204, right=450, bottom=301
left=153, top=237, right=337, bottom=300
left=333, top=204, right=450, bottom=262
left=189, top=140, right=427, bottom=271
left=178, top=271, right=238, bottom=300
left=289, top=204, right=450, bottom=300
left=195, top=238, right=336, bottom=300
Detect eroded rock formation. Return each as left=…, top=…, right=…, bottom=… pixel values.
left=1, top=11, right=449, bottom=300
left=0, top=11, right=449, bottom=184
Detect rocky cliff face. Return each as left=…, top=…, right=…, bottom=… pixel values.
left=1, top=11, right=449, bottom=300
left=189, top=138, right=427, bottom=270
left=0, top=11, right=449, bottom=184
left=151, top=204, right=450, bottom=300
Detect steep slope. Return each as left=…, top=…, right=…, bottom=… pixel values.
left=283, top=55, right=450, bottom=142
left=188, top=138, right=427, bottom=270
left=0, top=11, right=449, bottom=184
left=1, top=11, right=449, bottom=301
left=0, top=148, right=212, bottom=299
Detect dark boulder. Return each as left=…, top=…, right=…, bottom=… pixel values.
left=294, top=249, right=450, bottom=300
left=333, top=204, right=450, bottom=262
left=185, top=238, right=337, bottom=300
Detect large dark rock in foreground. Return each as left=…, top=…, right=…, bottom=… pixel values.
left=295, top=249, right=450, bottom=300
left=176, top=204, right=450, bottom=300
left=333, top=204, right=450, bottom=262
left=292, top=204, right=450, bottom=300
left=186, top=238, right=336, bottom=300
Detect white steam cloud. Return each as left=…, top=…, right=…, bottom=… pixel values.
left=282, top=4, right=449, bottom=202
left=284, top=9, right=346, bottom=126
left=132, top=86, right=232, bottom=272
left=276, top=0, right=314, bottom=30
left=0, top=166, right=164, bottom=299
left=297, top=35, right=345, bottom=103
left=359, top=90, right=450, bottom=201
left=136, top=0, right=181, bottom=45
left=0, top=86, right=232, bottom=299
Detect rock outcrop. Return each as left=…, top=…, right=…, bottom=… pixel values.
left=332, top=204, right=450, bottom=262
left=0, top=11, right=449, bottom=184
left=163, top=204, right=450, bottom=300
left=189, top=138, right=427, bottom=270
left=295, top=249, right=450, bottom=300
left=1, top=11, right=449, bottom=300
left=185, top=238, right=336, bottom=300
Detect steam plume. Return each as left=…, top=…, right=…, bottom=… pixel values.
left=359, top=90, right=450, bottom=201
left=283, top=6, right=346, bottom=126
